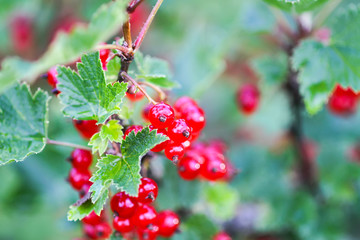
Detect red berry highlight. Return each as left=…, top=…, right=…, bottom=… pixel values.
left=124, top=125, right=143, bottom=139
left=157, top=210, right=180, bottom=237
left=168, top=119, right=191, bottom=143
left=132, top=204, right=157, bottom=229
left=73, top=120, right=99, bottom=140
left=70, top=148, right=92, bottom=170
left=68, top=168, right=91, bottom=191
left=149, top=103, right=175, bottom=129
left=328, top=84, right=358, bottom=116
left=110, top=192, right=138, bottom=219
left=177, top=155, right=201, bottom=180
left=138, top=178, right=158, bottom=204
left=165, top=142, right=185, bottom=162
left=113, top=216, right=134, bottom=233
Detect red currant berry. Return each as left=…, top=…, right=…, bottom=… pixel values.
left=157, top=210, right=180, bottom=237
left=200, top=152, right=227, bottom=181
left=79, top=182, right=92, bottom=198
left=149, top=126, right=169, bottom=152
left=123, top=125, right=143, bottom=139
left=10, top=15, right=34, bottom=52
left=70, top=149, right=92, bottom=170
left=168, top=119, right=191, bottom=143
left=182, top=105, right=206, bottom=133
left=328, top=84, right=358, bottom=116
left=213, top=231, right=232, bottom=240
left=68, top=168, right=91, bottom=191
left=83, top=224, right=97, bottom=239
left=149, top=103, right=175, bottom=128
left=47, top=67, right=58, bottom=89
left=129, top=3, right=150, bottom=35
left=137, top=224, right=159, bottom=240
left=132, top=204, right=157, bottom=229
left=73, top=120, right=99, bottom=139
left=126, top=91, right=145, bottom=101
left=177, top=155, right=201, bottom=180
left=82, top=211, right=102, bottom=225
left=236, top=83, right=260, bottom=115
left=208, top=139, right=228, bottom=154
left=165, top=142, right=185, bottom=163
left=181, top=140, right=191, bottom=151
left=113, top=216, right=134, bottom=233
left=142, top=103, right=154, bottom=122
left=110, top=192, right=138, bottom=218
left=94, top=222, right=112, bottom=239
left=138, top=178, right=158, bottom=204
left=99, top=48, right=110, bottom=70
left=174, top=96, right=197, bottom=117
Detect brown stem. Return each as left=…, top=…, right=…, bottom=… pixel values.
left=139, top=81, right=166, bottom=101
left=127, top=0, right=145, bottom=13
left=133, top=0, right=164, bottom=50
left=122, top=20, right=133, bottom=49
left=121, top=72, right=157, bottom=105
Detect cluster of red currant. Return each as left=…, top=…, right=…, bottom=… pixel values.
left=111, top=178, right=180, bottom=240
left=67, top=148, right=113, bottom=239
left=328, top=84, right=360, bottom=116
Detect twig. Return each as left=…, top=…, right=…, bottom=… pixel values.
left=313, top=0, right=342, bottom=28
left=121, top=72, right=157, bottom=105
left=133, top=0, right=164, bottom=50
left=122, top=20, right=133, bottom=49
left=47, top=139, right=92, bottom=151
left=127, top=0, right=145, bottom=13
left=139, top=81, right=166, bottom=101
left=97, top=44, right=133, bottom=55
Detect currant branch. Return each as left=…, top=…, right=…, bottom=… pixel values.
left=47, top=139, right=92, bottom=151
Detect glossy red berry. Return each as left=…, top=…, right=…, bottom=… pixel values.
left=138, top=178, right=158, bottom=204
left=68, top=168, right=91, bottom=191
left=113, top=216, right=134, bottom=233
left=83, top=224, right=98, bottom=239
left=213, top=231, right=232, bottom=240
left=47, top=67, right=58, bottom=89
left=132, top=204, right=157, bottom=229
left=328, top=84, right=358, bottom=116
left=82, top=211, right=103, bottom=225
left=182, top=105, right=206, bottom=133
left=157, top=210, right=180, bottom=237
left=236, top=83, right=260, bottom=115
left=200, top=152, right=227, bottom=181
left=142, top=103, right=154, bottom=122
left=149, top=103, right=175, bottom=128
left=73, top=120, right=99, bottom=139
left=95, top=222, right=112, bottom=239
left=70, top=149, right=92, bottom=170
left=181, top=140, right=191, bottom=151
left=126, top=91, right=145, bottom=101
left=177, top=155, right=201, bottom=180
left=168, top=119, right=191, bottom=143
left=165, top=142, right=185, bottom=163
left=99, top=48, right=110, bottom=70
left=174, top=96, right=197, bottom=117
left=110, top=192, right=138, bottom=218
left=137, top=224, right=159, bottom=240
left=123, top=125, right=143, bottom=139
left=149, top=126, right=169, bottom=152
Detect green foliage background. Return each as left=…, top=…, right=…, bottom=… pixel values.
left=1, top=0, right=360, bottom=240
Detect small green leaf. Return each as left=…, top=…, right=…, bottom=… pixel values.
left=89, top=133, right=108, bottom=156
left=67, top=190, right=108, bottom=221
left=105, top=56, right=121, bottom=84
left=0, top=0, right=128, bottom=93
left=203, top=182, right=239, bottom=220
left=263, top=0, right=329, bottom=12
left=90, top=127, right=168, bottom=203
left=0, top=84, right=49, bottom=166
left=57, top=52, right=128, bottom=123
left=100, top=120, right=123, bottom=143
left=131, top=51, right=179, bottom=88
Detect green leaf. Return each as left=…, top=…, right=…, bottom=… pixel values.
left=172, top=214, right=218, bottom=240
left=89, top=133, right=108, bottom=156
left=90, top=127, right=168, bottom=202
left=203, top=182, right=239, bottom=220
left=57, top=52, right=128, bottom=123
left=109, top=233, right=125, bottom=240
left=100, top=120, right=123, bottom=143
left=0, top=84, right=49, bottom=166
left=67, top=191, right=108, bottom=221
left=131, top=51, right=179, bottom=88
left=0, top=0, right=127, bottom=93
left=252, top=53, right=288, bottom=85
left=263, top=0, right=329, bottom=12
left=105, top=56, right=121, bottom=84
left=292, top=5, right=360, bottom=114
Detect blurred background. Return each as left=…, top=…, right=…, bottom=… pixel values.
left=1, top=0, right=360, bottom=239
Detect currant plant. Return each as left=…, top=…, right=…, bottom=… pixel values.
left=2, top=0, right=360, bottom=240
